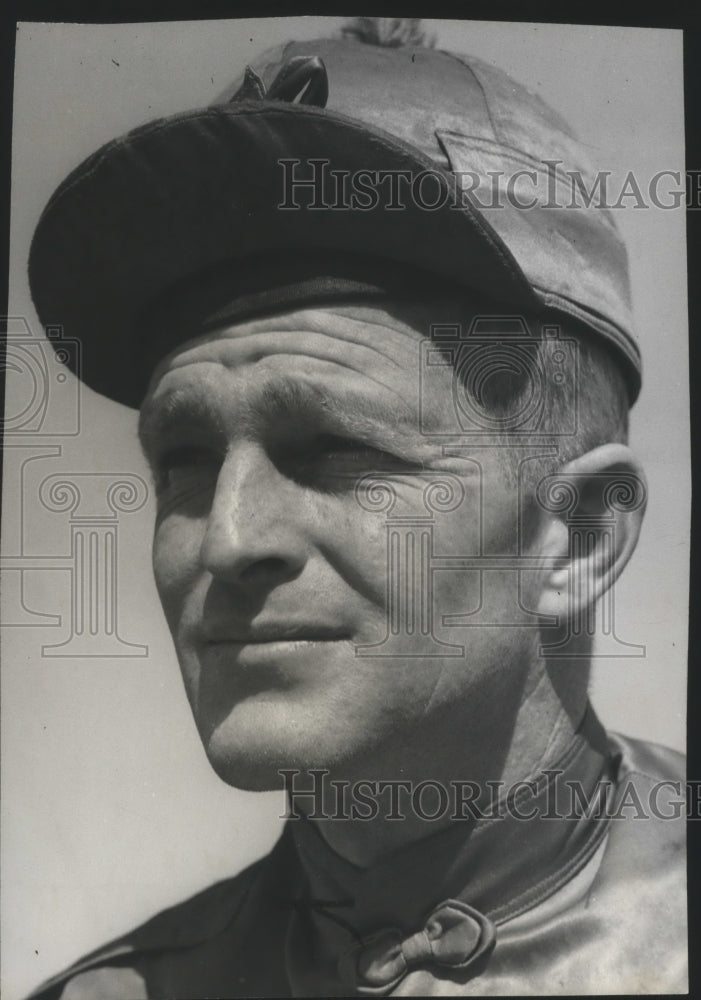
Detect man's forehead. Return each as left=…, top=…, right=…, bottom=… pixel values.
left=147, top=299, right=450, bottom=382
left=138, top=301, right=458, bottom=439
left=142, top=299, right=476, bottom=420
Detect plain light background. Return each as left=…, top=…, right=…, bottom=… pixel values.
left=2, top=17, right=689, bottom=1000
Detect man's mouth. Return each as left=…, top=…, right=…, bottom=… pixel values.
left=199, top=626, right=352, bottom=666
left=201, top=624, right=351, bottom=646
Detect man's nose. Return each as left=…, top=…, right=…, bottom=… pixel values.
left=199, top=444, right=308, bottom=586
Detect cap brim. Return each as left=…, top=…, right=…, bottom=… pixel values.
left=28, top=99, right=538, bottom=408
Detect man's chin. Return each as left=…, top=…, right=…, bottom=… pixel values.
left=192, top=686, right=411, bottom=790
left=207, top=753, right=286, bottom=792
left=201, top=721, right=355, bottom=793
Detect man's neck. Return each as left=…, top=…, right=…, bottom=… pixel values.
left=302, top=660, right=588, bottom=868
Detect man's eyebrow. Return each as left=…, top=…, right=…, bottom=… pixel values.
left=255, top=377, right=418, bottom=440
left=138, top=387, right=222, bottom=455
left=138, top=375, right=422, bottom=455
left=257, top=378, right=433, bottom=459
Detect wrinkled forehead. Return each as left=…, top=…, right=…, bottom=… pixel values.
left=138, top=298, right=485, bottom=450
left=144, top=298, right=470, bottom=394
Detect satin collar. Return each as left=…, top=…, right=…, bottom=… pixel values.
left=284, top=705, right=615, bottom=995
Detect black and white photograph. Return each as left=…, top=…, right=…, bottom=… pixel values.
left=2, top=13, right=692, bottom=998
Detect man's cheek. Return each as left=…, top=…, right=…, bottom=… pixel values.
left=152, top=516, right=205, bottom=616
left=433, top=569, right=481, bottom=622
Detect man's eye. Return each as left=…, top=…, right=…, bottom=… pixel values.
left=286, top=435, right=409, bottom=486
left=154, top=446, right=220, bottom=494
left=309, top=434, right=403, bottom=468
left=314, top=435, right=380, bottom=461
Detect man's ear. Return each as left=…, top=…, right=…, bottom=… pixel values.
left=535, top=443, right=647, bottom=621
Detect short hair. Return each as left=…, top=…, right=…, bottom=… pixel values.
left=486, top=315, right=630, bottom=465
left=428, top=306, right=631, bottom=537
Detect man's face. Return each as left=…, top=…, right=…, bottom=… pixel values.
left=140, top=302, right=543, bottom=790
